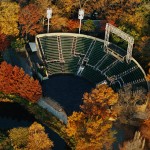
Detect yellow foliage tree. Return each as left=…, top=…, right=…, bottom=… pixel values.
left=8, top=127, right=28, bottom=149
left=57, top=0, right=142, bottom=21
left=106, top=0, right=142, bottom=22
left=0, top=1, right=19, bottom=36
left=66, top=84, right=118, bottom=150
left=81, top=84, right=118, bottom=118
left=66, top=112, right=85, bottom=137
left=27, top=122, right=53, bottom=150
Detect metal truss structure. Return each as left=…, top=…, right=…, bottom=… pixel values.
left=104, top=23, right=134, bottom=63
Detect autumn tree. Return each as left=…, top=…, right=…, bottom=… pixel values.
left=81, top=84, right=118, bottom=118
left=27, top=122, right=53, bottom=150
left=55, top=0, right=79, bottom=18
left=0, top=33, right=10, bottom=52
left=105, top=0, right=142, bottom=22
left=108, top=2, right=149, bottom=71
left=146, top=67, right=150, bottom=82
left=115, top=84, right=147, bottom=124
left=140, top=119, right=150, bottom=139
left=8, top=127, right=28, bottom=149
left=140, top=88, right=150, bottom=148
left=114, top=3, right=149, bottom=41
left=19, top=3, right=43, bottom=40
left=30, top=0, right=52, bottom=27
left=51, top=15, right=68, bottom=31
left=7, top=122, right=53, bottom=150
left=119, top=131, right=145, bottom=150
left=0, top=1, right=19, bottom=36
left=57, top=0, right=142, bottom=21
left=67, top=20, right=79, bottom=32
left=140, top=119, right=150, bottom=149
left=0, top=137, right=12, bottom=150
left=66, top=84, right=118, bottom=150
left=0, top=61, right=42, bottom=102
left=147, top=68, right=150, bottom=101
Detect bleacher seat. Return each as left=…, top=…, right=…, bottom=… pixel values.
left=87, top=41, right=105, bottom=67
left=81, top=66, right=105, bottom=83
left=35, top=33, right=148, bottom=92
left=40, top=36, right=59, bottom=61
left=47, top=62, right=62, bottom=75
left=75, top=37, right=93, bottom=55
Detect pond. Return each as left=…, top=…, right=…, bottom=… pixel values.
left=0, top=102, right=69, bottom=150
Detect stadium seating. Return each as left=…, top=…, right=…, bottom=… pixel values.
left=61, top=36, right=80, bottom=73
left=96, top=54, right=116, bottom=72
left=75, top=37, right=94, bottom=55
left=36, top=33, right=148, bottom=92
left=40, top=36, right=59, bottom=61
left=47, top=62, right=62, bottom=75
left=87, top=41, right=105, bottom=67
left=81, top=66, right=106, bottom=83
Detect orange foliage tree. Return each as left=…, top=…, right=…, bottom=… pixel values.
left=140, top=119, right=150, bottom=148
left=19, top=3, right=43, bottom=40
left=66, top=84, right=118, bottom=150
left=0, top=61, right=42, bottom=102
left=0, top=33, right=10, bottom=51
left=67, top=20, right=79, bottom=32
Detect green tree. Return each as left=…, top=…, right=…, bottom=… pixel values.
left=82, top=20, right=95, bottom=32
left=11, top=38, right=26, bottom=52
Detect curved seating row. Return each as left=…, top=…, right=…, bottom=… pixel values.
left=36, top=33, right=148, bottom=92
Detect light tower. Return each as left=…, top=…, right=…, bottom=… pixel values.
left=78, top=8, right=84, bottom=34
left=47, top=8, right=52, bottom=33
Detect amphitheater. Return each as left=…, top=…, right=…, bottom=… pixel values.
left=33, top=24, right=149, bottom=119
left=35, top=26, right=148, bottom=90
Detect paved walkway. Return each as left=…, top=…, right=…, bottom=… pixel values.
left=3, top=49, right=32, bottom=76
left=38, top=97, right=68, bottom=124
